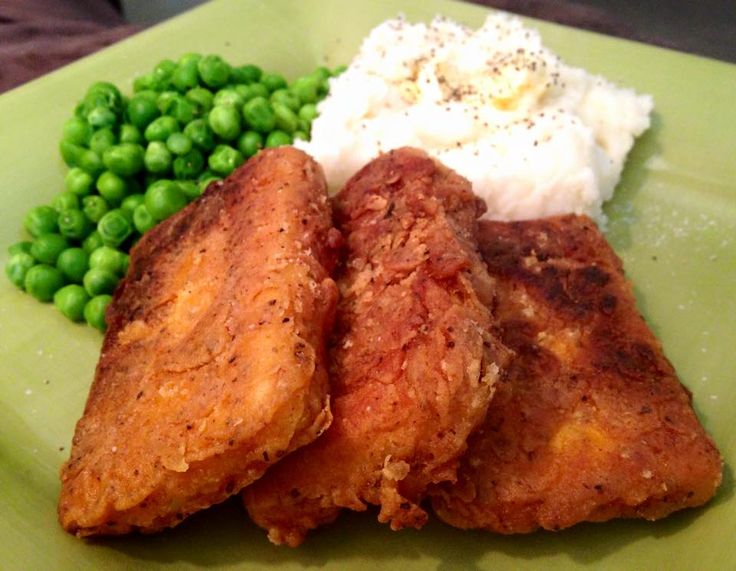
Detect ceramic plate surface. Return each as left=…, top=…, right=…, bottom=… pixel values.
left=1, top=1, right=734, bottom=569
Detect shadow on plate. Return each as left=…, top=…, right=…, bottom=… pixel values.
left=604, top=111, right=662, bottom=252
left=98, top=481, right=725, bottom=570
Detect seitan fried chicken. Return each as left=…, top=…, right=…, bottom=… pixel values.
left=243, top=147, right=510, bottom=546
left=58, top=147, right=340, bottom=537
left=430, top=215, right=723, bottom=533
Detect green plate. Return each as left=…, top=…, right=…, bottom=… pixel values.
left=1, top=0, right=734, bottom=569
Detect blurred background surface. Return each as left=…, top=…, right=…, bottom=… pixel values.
left=1, top=0, right=734, bottom=93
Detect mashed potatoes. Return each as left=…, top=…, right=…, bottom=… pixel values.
left=297, top=14, right=653, bottom=222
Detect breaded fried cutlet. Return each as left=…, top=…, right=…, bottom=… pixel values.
left=430, top=214, right=723, bottom=533
left=58, top=147, right=340, bottom=537
left=243, top=147, right=510, bottom=546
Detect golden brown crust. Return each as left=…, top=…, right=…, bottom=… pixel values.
left=431, top=214, right=723, bottom=533
left=58, top=147, right=339, bottom=537
left=243, top=147, right=510, bottom=546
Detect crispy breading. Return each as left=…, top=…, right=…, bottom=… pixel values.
left=431, top=214, right=723, bottom=533
left=58, top=147, right=340, bottom=537
left=243, top=147, right=510, bottom=546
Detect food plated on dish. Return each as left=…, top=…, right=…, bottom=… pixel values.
left=244, top=147, right=510, bottom=546
left=432, top=214, right=722, bottom=533
left=59, top=147, right=339, bottom=536
left=1, top=1, right=733, bottom=569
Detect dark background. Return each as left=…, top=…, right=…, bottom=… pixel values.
left=1, top=0, right=734, bottom=93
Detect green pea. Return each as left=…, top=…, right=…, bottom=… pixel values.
left=171, top=62, right=200, bottom=93
left=127, top=94, right=160, bottom=129
left=299, top=103, right=318, bottom=123
left=56, top=247, right=89, bottom=283
left=133, top=72, right=161, bottom=93
left=297, top=118, right=310, bottom=135
left=208, top=145, right=244, bottom=176
left=51, top=191, right=80, bottom=213
left=208, top=105, right=241, bottom=140
left=198, top=171, right=220, bottom=193
left=144, top=116, right=180, bottom=142
left=290, top=75, right=320, bottom=105
left=318, top=77, right=330, bottom=97
left=261, top=73, right=287, bottom=93
left=58, top=209, right=92, bottom=240
left=198, top=55, right=231, bottom=88
left=273, top=103, right=299, bottom=134
left=166, top=132, right=193, bottom=155
left=293, top=130, right=308, bottom=141
left=119, top=124, right=142, bottom=144
left=183, top=119, right=215, bottom=152
left=265, top=130, right=293, bottom=148
left=213, top=88, right=245, bottom=108
left=77, top=149, right=105, bottom=176
left=25, top=264, right=66, bottom=302
left=242, top=83, right=269, bottom=101
left=310, top=66, right=331, bottom=83
left=73, top=101, right=87, bottom=120
left=173, top=149, right=205, bottom=179
left=132, top=204, right=157, bottom=234
left=62, top=117, right=92, bottom=146
left=231, top=64, right=262, bottom=84
left=86, top=106, right=117, bottom=129
left=131, top=75, right=154, bottom=92
left=5, top=252, right=36, bottom=289
left=83, top=268, right=118, bottom=296
left=185, top=87, right=214, bottom=115
left=121, top=193, right=145, bottom=217
left=96, top=171, right=128, bottom=206
left=59, top=140, right=84, bottom=168
left=103, top=144, right=145, bottom=177
left=233, top=84, right=250, bottom=101
left=82, top=195, right=109, bottom=223
left=84, top=81, right=123, bottom=115
left=84, top=294, right=112, bottom=331
left=156, top=90, right=177, bottom=111
left=270, top=89, right=300, bottom=112
left=178, top=52, right=202, bottom=68
left=54, top=284, right=90, bottom=322
left=242, top=97, right=275, bottom=134
left=120, top=252, right=130, bottom=275
left=160, top=94, right=195, bottom=125
left=178, top=180, right=202, bottom=201
left=89, top=246, right=127, bottom=275
left=8, top=241, right=32, bottom=256
left=144, top=141, right=173, bottom=174
left=82, top=230, right=104, bottom=254
left=145, top=180, right=187, bottom=221
left=89, top=128, right=117, bottom=155
left=134, top=90, right=159, bottom=103
left=153, top=59, right=177, bottom=85
left=24, top=206, right=58, bottom=238
left=97, top=209, right=133, bottom=248
left=65, top=168, right=94, bottom=197
left=74, top=96, right=90, bottom=117
left=237, top=130, right=263, bottom=158
left=30, top=233, right=69, bottom=265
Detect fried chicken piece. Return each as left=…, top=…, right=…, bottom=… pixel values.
left=58, top=147, right=340, bottom=537
left=243, top=147, right=509, bottom=546
left=431, top=214, right=723, bottom=533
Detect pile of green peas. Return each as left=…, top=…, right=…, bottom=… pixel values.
left=5, top=53, right=344, bottom=331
